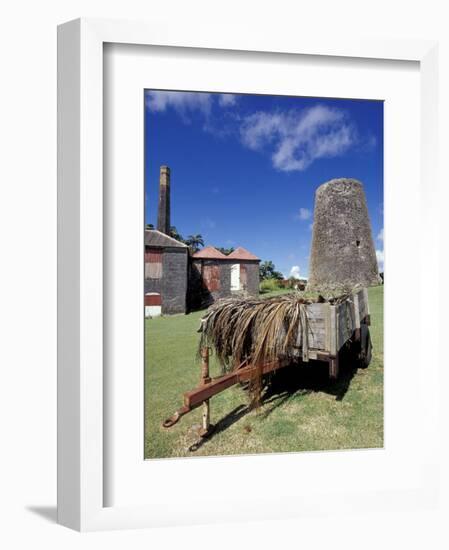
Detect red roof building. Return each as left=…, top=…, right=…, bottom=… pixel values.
left=227, top=247, right=260, bottom=261
left=192, top=246, right=228, bottom=260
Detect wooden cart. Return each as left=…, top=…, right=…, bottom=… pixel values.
left=163, top=288, right=372, bottom=434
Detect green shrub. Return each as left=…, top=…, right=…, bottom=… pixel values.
left=260, top=278, right=282, bottom=293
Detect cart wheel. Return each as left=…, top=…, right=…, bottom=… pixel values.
left=358, top=323, right=372, bottom=369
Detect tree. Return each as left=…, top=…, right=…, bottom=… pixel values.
left=145, top=223, right=154, bottom=230
left=169, top=226, right=184, bottom=242
left=185, top=234, right=205, bottom=254
left=216, top=247, right=235, bottom=256
left=259, top=260, right=283, bottom=280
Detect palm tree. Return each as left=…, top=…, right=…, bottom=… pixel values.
left=185, top=234, right=204, bottom=254
left=259, top=260, right=283, bottom=280
left=169, top=226, right=184, bottom=242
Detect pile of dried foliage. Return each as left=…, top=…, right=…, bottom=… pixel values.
left=197, top=289, right=355, bottom=406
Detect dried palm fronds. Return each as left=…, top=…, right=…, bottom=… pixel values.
left=197, top=290, right=354, bottom=406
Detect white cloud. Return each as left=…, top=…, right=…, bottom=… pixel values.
left=377, top=228, right=384, bottom=242
left=240, top=104, right=357, bottom=172
left=145, top=91, right=238, bottom=121
left=145, top=91, right=213, bottom=118
left=218, top=94, right=238, bottom=107
left=289, top=265, right=301, bottom=279
left=296, top=207, right=311, bottom=221
left=240, top=112, right=283, bottom=150
left=376, top=249, right=384, bottom=270
left=145, top=96, right=369, bottom=175
left=309, top=223, right=314, bottom=231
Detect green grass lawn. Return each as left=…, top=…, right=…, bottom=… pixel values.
left=145, top=285, right=384, bottom=458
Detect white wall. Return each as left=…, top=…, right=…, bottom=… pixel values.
left=145, top=305, right=162, bottom=318
left=1, top=1, right=448, bottom=548
left=230, top=264, right=240, bottom=290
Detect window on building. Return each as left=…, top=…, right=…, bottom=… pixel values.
left=145, top=248, right=162, bottom=279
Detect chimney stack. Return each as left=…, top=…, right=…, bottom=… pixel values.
left=157, top=165, right=171, bottom=234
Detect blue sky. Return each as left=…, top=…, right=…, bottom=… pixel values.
left=144, top=90, right=384, bottom=278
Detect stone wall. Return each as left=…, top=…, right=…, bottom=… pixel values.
left=307, top=178, right=380, bottom=291
left=217, top=262, right=232, bottom=300
left=145, top=250, right=188, bottom=313
left=239, top=260, right=259, bottom=296
left=144, top=248, right=188, bottom=314
left=188, top=259, right=259, bottom=310
left=144, top=277, right=161, bottom=295
left=161, top=248, right=188, bottom=314
left=188, top=259, right=231, bottom=309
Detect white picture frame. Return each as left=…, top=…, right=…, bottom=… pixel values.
left=57, top=17, right=441, bottom=531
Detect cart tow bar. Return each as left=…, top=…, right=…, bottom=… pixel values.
left=162, top=406, right=190, bottom=428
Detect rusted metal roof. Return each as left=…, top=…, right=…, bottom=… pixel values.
left=192, top=246, right=227, bottom=259
left=145, top=229, right=188, bottom=248
left=227, top=247, right=260, bottom=261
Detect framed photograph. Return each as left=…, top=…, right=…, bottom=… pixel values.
left=143, top=91, right=384, bottom=459
left=58, top=18, right=441, bottom=531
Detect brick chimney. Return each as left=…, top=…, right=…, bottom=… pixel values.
left=157, top=165, right=171, bottom=234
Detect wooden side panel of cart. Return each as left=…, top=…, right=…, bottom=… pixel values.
left=300, top=287, right=370, bottom=360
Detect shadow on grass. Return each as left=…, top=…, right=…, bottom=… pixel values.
left=260, top=350, right=358, bottom=418
left=188, top=404, right=250, bottom=452
left=188, top=346, right=361, bottom=452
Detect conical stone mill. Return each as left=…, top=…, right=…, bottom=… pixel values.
left=307, top=178, right=380, bottom=291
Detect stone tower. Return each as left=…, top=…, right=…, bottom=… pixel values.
left=157, top=165, right=171, bottom=234
left=307, top=178, right=380, bottom=291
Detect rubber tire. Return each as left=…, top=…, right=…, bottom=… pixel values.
left=358, top=324, right=372, bottom=369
